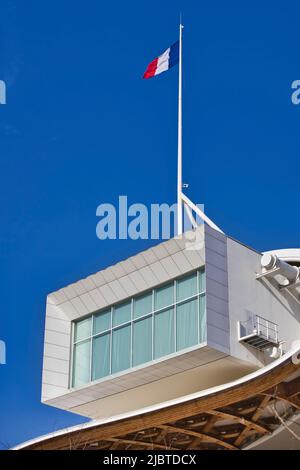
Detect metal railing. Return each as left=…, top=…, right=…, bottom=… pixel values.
left=239, top=314, right=278, bottom=344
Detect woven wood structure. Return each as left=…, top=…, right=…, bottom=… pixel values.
left=21, top=353, right=300, bottom=450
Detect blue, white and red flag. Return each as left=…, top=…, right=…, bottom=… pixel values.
left=143, top=41, right=179, bottom=79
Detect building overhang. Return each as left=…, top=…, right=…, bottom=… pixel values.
left=13, top=345, right=300, bottom=450
left=40, top=219, right=300, bottom=427
left=41, top=225, right=234, bottom=413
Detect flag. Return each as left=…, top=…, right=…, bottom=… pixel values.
left=143, top=41, right=179, bottom=79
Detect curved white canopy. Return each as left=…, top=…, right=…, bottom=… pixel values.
left=264, top=248, right=300, bottom=264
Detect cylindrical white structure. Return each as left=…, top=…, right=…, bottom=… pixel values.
left=261, top=253, right=277, bottom=270
left=261, top=253, right=299, bottom=285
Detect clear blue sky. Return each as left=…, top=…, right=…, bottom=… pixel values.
left=1, top=0, right=300, bottom=449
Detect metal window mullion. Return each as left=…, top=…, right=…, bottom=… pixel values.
left=152, top=288, right=154, bottom=360
left=174, top=279, right=177, bottom=352
left=176, top=293, right=198, bottom=308
left=197, top=271, right=200, bottom=344
left=198, top=267, right=205, bottom=295
left=197, top=294, right=200, bottom=345
left=89, top=315, right=94, bottom=382
left=93, top=327, right=111, bottom=338
left=153, top=297, right=177, bottom=314
left=70, top=321, right=75, bottom=388
left=109, top=307, right=113, bottom=375
left=130, top=298, right=133, bottom=368
left=132, top=310, right=154, bottom=322
left=73, top=330, right=92, bottom=345
left=72, top=268, right=210, bottom=389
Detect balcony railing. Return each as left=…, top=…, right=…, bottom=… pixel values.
left=238, top=314, right=279, bottom=350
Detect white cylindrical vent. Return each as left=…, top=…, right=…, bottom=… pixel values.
left=261, top=253, right=299, bottom=286
left=261, top=253, right=276, bottom=270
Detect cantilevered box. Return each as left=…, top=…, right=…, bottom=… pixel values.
left=41, top=225, right=300, bottom=419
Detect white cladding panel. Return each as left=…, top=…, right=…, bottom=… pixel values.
left=205, top=225, right=230, bottom=355
left=42, top=223, right=300, bottom=414
left=42, top=227, right=206, bottom=404
left=227, top=237, right=300, bottom=367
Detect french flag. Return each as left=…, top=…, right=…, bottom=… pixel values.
left=143, top=41, right=179, bottom=79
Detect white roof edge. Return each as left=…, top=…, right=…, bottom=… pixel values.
left=264, top=248, right=300, bottom=263
left=12, top=343, right=300, bottom=450
left=47, top=226, right=205, bottom=303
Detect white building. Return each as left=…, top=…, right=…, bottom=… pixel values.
left=13, top=224, right=300, bottom=450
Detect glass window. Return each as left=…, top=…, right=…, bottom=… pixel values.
left=133, top=317, right=152, bottom=366
left=94, top=309, right=111, bottom=334
left=72, top=340, right=90, bottom=387
left=92, top=333, right=110, bottom=381
left=154, top=308, right=174, bottom=359
left=112, top=325, right=131, bottom=373
left=74, top=317, right=91, bottom=342
left=113, top=301, right=131, bottom=327
left=134, top=292, right=152, bottom=319
left=176, top=299, right=198, bottom=351
left=72, top=268, right=206, bottom=388
left=199, top=269, right=206, bottom=293
left=155, top=283, right=174, bottom=310
left=177, top=272, right=198, bottom=302
left=199, top=295, right=206, bottom=342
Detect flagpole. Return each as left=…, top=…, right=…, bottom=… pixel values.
left=177, top=22, right=183, bottom=236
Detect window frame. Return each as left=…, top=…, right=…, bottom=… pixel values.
left=70, top=268, right=206, bottom=389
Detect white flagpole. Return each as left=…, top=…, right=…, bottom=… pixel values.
left=177, top=22, right=183, bottom=236
left=176, top=21, right=223, bottom=236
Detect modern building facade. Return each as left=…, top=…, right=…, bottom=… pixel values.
left=15, top=224, right=300, bottom=449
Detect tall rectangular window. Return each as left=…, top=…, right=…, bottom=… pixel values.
left=199, top=295, right=206, bottom=342
left=112, top=325, right=131, bottom=374
left=74, top=317, right=91, bottom=342
left=133, top=316, right=152, bottom=366
left=134, top=292, right=152, bottom=319
left=113, top=301, right=131, bottom=327
left=155, top=283, right=174, bottom=310
left=176, top=299, right=198, bottom=351
left=72, top=340, right=90, bottom=388
left=92, top=333, right=110, bottom=381
left=154, top=308, right=175, bottom=359
left=199, top=269, right=206, bottom=293
left=72, top=268, right=206, bottom=388
left=94, top=309, right=110, bottom=335
left=177, top=272, right=198, bottom=302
